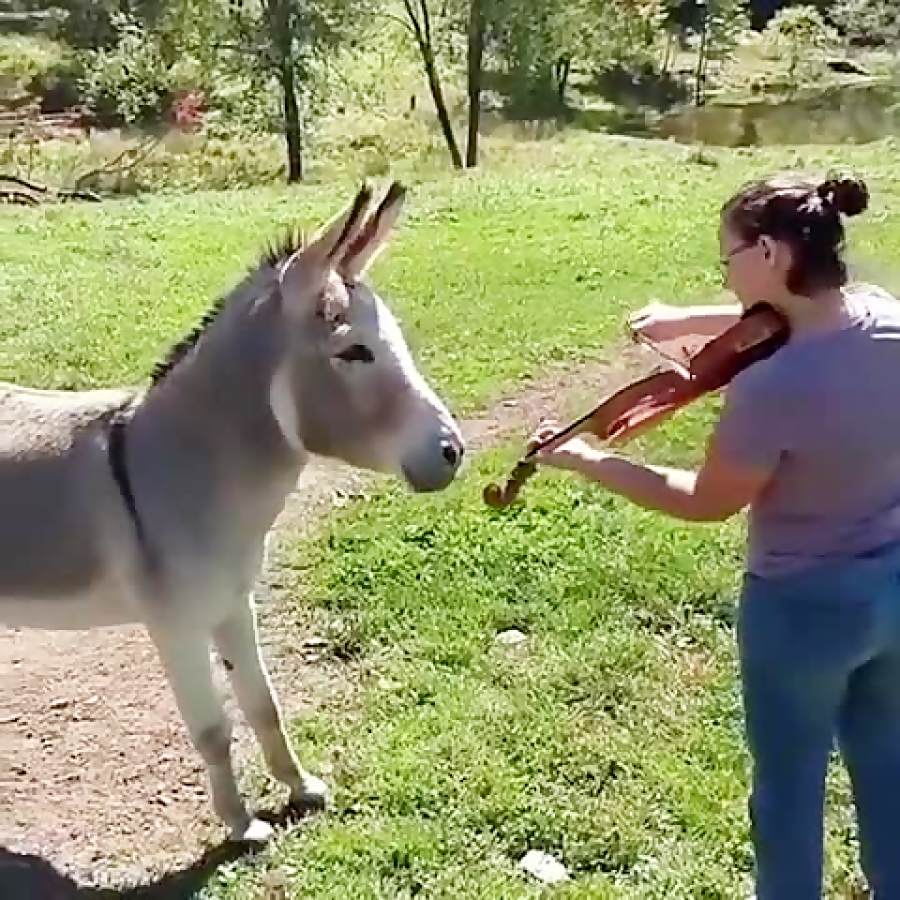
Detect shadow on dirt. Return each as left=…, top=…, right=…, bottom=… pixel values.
left=0, top=842, right=241, bottom=899
left=0, top=805, right=304, bottom=899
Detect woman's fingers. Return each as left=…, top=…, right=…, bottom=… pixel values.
left=628, top=302, right=663, bottom=327
left=527, top=419, right=562, bottom=453
left=628, top=302, right=681, bottom=343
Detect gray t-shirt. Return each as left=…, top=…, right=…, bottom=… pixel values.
left=715, top=284, right=900, bottom=579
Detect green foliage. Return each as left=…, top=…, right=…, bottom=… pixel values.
left=485, top=0, right=564, bottom=114
left=831, top=0, right=900, bottom=48
left=3, top=0, right=900, bottom=186
left=73, top=13, right=183, bottom=125
left=35, top=0, right=138, bottom=50
left=563, top=0, right=669, bottom=73
left=0, top=32, right=67, bottom=93
left=667, top=0, right=841, bottom=32
left=0, top=0, right=68, bottom=40
left=702, top=0, right=751, bottom=64
left=760, top=5, right=841, bottom=97
left=483, top=0, right=671, bottom=116
left=50, top=0, right=380, bottom=147
left=692, top=0, right=752, bottom=105
left=223, top=0, right=372, bottom=93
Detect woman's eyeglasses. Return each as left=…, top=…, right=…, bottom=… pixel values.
left=720, top=241, right=756, bottom=267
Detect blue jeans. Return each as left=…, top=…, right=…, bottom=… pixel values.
left=738, top=549, right=900, bottom=900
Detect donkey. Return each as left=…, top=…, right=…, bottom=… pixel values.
left=0, top=181, right=465, bottom=844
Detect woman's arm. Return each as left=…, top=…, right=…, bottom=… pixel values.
left=529, top=418, right=777, bottom=523
left=629, top=302, right=743, bottom=343
left=530, top=308, right=787, bottom=522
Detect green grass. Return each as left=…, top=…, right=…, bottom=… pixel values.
left=3, top=134, right=900, bottom=898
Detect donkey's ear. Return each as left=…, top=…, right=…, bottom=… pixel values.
left=279, top=183, right=373, bottom=303
left=306, top=182, right=374, bottom=264
left=338, top=181, right=407, bottom=280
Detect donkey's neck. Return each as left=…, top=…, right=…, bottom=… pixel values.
left=164, top=295, right=302, bottom=461
left=129, top=293, right=307, bottom=553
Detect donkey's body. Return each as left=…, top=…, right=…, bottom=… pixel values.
left=0, top=384, right=142, bottom=624
left=1, top=183, right=464, bottom=843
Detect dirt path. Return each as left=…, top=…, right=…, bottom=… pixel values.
left=0, top=344, right=655, bottom=891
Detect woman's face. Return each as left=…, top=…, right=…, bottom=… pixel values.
left=719, top=221, right=792, bottom=309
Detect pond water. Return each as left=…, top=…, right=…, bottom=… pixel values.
left=656, top=77, right=900, bottom=146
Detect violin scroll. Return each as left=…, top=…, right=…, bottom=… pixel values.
left=482, top=459, right=538, bottom=508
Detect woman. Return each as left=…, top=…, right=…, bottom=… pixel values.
left=529, top=172, right=900, bottom=899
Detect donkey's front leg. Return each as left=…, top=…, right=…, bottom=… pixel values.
left=213, top=596, right=329, bottom=815
left=149, top=623, right=271, bottom=844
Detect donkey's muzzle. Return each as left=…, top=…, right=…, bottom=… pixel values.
left=401, top=431, right=464, bottom=493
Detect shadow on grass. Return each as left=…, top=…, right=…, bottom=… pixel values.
left=567, top=106, right=656, bottom=138
left=0, top=804, right=306, bottom=899
left=479, top=102, right=659, bottom=142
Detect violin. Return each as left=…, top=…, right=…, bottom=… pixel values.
left=482, top=302, right=790, bottom=509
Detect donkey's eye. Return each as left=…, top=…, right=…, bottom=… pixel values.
left=335, top=343, right=375, bottom=364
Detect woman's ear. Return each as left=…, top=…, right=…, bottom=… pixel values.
left=759, top=235, right=790, bottom=274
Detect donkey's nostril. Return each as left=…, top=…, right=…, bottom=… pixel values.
left=441, top=440, right=461, bottom=466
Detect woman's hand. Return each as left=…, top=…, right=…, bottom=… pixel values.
left=526, top=419, right=602, bottom=471
left=628, top=301, right=744, bottom=344
left=628, top=302, right=693, bottom=344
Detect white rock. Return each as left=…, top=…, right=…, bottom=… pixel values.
left=518, top=849, right=570, bottom=884
left=496, top=629, right=528, bottom=646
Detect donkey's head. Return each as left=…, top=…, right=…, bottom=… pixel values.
left=268, top=182, right=464, bottom=492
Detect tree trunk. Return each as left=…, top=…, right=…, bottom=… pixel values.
left=694, top=10, right=709, bottom=106
left=553, top=54, right=570, bottom=104
left=660, top=29, right=674, bottom=77
left=280, top=58, right=304, bottom=182
left=403, top=0, right=463, bottom=170
left=465, top=0, right=485, bottom=168
left=422, top=44, right=463, bottom=169
left=268, top=0, right=303, bottom=182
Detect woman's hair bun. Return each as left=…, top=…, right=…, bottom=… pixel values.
left=817, top=174, right=869, bottom=218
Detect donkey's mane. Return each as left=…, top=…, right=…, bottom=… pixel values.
left=149, top=225, right=308, bottom=387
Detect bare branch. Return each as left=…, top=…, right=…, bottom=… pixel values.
left=72, top=135, right=163, bottom=191
left=0, top=174, right=101, bottom=204
left=402, top=0, right=427, bottom=48
left=401, top=0, right=422, bottom=32
left=0, top=188, right=40, bottom=206
left=418, top=0, right=433, bottom=44
left=370, top=9, right=417, bottom=36
left=0, top=174, right=48, bottom=194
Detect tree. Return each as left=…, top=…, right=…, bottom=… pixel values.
left=485, top=0, right=563, bottom=115
left=760, top=4, right=839, bottom=96
left=830, top=0, right=900, bottom=47
left=0, top=0, right=67, bottom=36
left=267, top=0, right=306, bottom=181
left=227, top=0, right=368, bottom=181
left=665, top=0, right=836, bottom=33
left=466, top=0, right=485, bottom=166
left=692, top=0, right=750, bottom=104
left=398, top=0, right=464, bottom=169
left=567, top=0, right=668, bottom=72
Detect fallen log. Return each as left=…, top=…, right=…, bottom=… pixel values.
left=0, top=173, right=103, bottom=204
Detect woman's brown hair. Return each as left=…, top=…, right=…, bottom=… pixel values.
left=721, top=172, right=869, bottom=296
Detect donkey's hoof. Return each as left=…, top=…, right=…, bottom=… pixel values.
left=289, top=774, right=329, bottom=814
left=237, top=817, right=275, bottom=846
